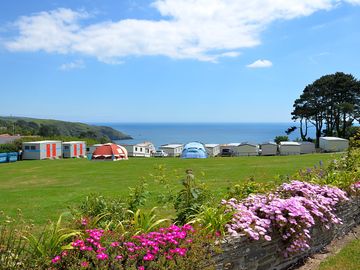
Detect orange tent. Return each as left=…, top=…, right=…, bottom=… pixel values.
left=91, top=143, right=128, bottom=161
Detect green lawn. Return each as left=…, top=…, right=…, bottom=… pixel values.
left=0, top=154, right=338, bottom=224
left=318, top=239, right=360, bottom=270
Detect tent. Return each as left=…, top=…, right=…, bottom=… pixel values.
left=91, top=143, right=128, bottom=161
left=181, top=142, right=208, bottom=159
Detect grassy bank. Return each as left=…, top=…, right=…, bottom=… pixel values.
left=0, top=153, right=338, bottom=224
left=318, top=239, right=360, bottom=270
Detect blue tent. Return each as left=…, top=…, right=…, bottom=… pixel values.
left=181, top=142, right=208, bottom=159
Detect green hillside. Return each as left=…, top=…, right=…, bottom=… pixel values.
left=0, top=116, right=132, bottom=141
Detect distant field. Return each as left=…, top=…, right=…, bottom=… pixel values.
left=0, top=154, right=339, bottom=224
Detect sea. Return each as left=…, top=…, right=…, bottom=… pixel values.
left=98, top=123, right=316, bottom=147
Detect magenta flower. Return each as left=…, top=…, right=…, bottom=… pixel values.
left=51, top=256, right=61, bottom=264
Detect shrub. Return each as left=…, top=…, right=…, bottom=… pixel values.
left=223, top=181, right=349, bottom=256
left=174, top=170, right=212, bottom=224
left=274, top=135, right=289, bottom=144
left=50, top=224, right=216, bottom=270
left=0, top=211, right=30, bottom=269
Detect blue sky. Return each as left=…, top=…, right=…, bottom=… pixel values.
left=0, top=0, right=360, bottom=123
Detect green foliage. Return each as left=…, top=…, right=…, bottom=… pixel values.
left=292, top=72, right=360, bottom=145
left=0, top=143, right=18, bottom=153
left=174, top=170, right=213, bottom=224
left=126, top=207, right=169, bottom=235
left=71, top=193, right=127, bottom=229
left=274, top=135, right=289, bottom=144
left=190, top=205, right=233, bottom=236
left=127, top=180, right=150, bottom=212
left=0, top=211, right=30, bottom=269
left=0, top=116, right=131, bottom=140
left=293, top=148, right=360, bottom=192
left=225, top=177, right=277, bottom=200
left=24, top=214, right=81, bottom=263
left=150, top=165, right=181, bottom=206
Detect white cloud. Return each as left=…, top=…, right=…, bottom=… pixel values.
left=59, top=59, right=85, bottom=70
left=247, top=59, right=273, bottom=68
left=3, top=1, right=359, bottom=63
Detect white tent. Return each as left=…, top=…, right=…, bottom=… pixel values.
left=260, top=142, right=278, bottom=156
left=319, top=137, right=349, bottom=152
left=279, top=142, right=301, bottom=156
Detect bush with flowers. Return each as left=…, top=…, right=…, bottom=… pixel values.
left=50, top=224, right=216, bottom=270
left=223, top=180, right=349, bottom=256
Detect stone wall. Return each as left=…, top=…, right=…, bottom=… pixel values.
left=213, top=197, right=360, bottom=270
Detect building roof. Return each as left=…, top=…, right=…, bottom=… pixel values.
left=299, top=141, right=315, bottom=145
left=279, top=141, right=300, bottom=146
left=239, top=142, right=258, bottom=147
left=23, top=140, right=62, bottom=144
left=261, top=142, right=277, bottom=146
left=320, top=137, right=348, bottom=141
left=63, top=141, right=86, bottom=144
left=160, top=143, right=183, bottom=149
left=205, top=144, right=219, bottom=148
left=227, top=143, right=241, bottom=146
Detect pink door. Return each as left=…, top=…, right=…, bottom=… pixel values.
left=46, top=144, right=51, bottom=158
left=52, top=144, right=56, bottom=157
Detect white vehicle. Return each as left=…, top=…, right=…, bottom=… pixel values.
left=154, top=150, right=169, bottom=157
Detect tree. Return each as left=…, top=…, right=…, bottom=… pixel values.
left=291, top=72, right=360, bottom=147
left=274, top=136, right=289, bottom=144
left=39, top=124, right=60, bottom=137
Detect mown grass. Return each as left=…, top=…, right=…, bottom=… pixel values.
left=0, top=153, right=338, bottom=224
left=318, top=239, right=360, bottom=270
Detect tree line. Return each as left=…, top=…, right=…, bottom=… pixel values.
left=290, top=72, right=360, bottom=147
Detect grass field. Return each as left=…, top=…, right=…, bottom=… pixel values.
left=0, top=153, right=339, bottom=224
left=318, top=239, right=360, bottom=270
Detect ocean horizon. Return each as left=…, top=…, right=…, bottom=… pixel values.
left=94, top=122, right=317, bottom=147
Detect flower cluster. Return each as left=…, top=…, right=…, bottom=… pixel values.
left=51, top=225, right=195, bottom=269
left=350, top=181, right=360, bottom=194
left=223, top=181, right=348, bottom=256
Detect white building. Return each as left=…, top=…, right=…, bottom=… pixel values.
left=124, top=142, right=155, bottom=157
left=236, top=143, right=259, bottom=156
left=260, top=142, right=278, bottom=156
left=159, top=143, right=183, bottom=157
left=22, top=140, right=62, bottom=160
left=299, top=141, right=316, bottom=154
left=319, top=137, right=349, bottom=152
left=220, top=143, right=240, bottom=156
left=205, top=144, right=220, bottom=157
left=279, top=142, right=301, bottom=156
left=63, top=141, right=86, bottom=158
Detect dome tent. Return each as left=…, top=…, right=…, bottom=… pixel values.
left=91, top=143, right=128, bottom=161
left=181, top=142, right=208, bottom=159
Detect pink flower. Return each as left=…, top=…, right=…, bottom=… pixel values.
left=143, top=253, right=155, bottom=261
left=81, top=261, right=89, bottom=268
left=96, top=253, right=108, bottom=260
left=110, top=241, right=119, bottom=247
left=51, top=256, right=61, bottom=264
left=138, top=266, right=145, bottom=270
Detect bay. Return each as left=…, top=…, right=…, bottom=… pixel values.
left=96, top=123, right=316, bottom=148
